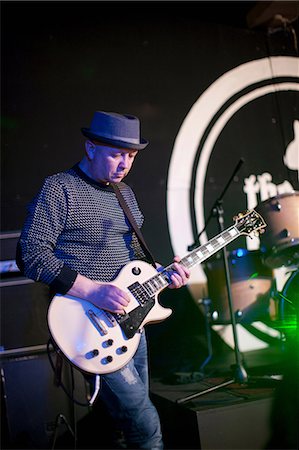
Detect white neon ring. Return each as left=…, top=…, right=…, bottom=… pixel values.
left=167, top=56, right=299, bottom=284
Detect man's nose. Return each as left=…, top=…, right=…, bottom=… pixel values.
left=120, top=154, right=130, bottom=169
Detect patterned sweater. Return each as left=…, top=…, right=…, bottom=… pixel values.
left=17, top=164, right=146, bottom=294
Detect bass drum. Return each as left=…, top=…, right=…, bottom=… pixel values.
left=256, top=192, right=299, bottom=268
left=204, top=249, right=274, bottom=323
left=277, top=270, right=299, bottom=339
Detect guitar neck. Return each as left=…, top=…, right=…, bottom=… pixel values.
left=176, top=224, right=240, bottom=271
left=141, top=224, right=241, bottom=296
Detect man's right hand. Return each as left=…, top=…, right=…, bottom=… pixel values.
left=66, top=273, right=131, bottom=314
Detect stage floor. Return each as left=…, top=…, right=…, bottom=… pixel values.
left=148, top=346, right=286, bottom=449
left=2, top=345, right=291, bottom=450
left=150, top=378, right=277, bottom=450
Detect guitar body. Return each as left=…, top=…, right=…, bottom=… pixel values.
left=48, top=260, right=172, bottom=375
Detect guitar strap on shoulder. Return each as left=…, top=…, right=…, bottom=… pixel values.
left=112, top=183, right=157, bottom=268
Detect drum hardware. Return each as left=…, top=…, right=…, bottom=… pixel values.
left=281, top=229, right=290, bottom=238
left=277, top=292, right=295, bottom=307
left=255, top=270, right=299, bottom=348
left=235, top=310, right=243, bottom=320
left=271, top=270, right=298, bottom=340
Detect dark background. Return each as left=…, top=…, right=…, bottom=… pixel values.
left=2, top=2, right=298, bottom=251
left=1, top=2, right=299, bottom=449
left=1, top=0, right=299, bottom=371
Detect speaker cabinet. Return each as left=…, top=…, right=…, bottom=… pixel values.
left=0, top=231, right=50, bottom=351
left=1, top=350, right=89, bottom=449
left=0, top=278, right=50, bottom=351
left=0, top=235, right=90, bottom=450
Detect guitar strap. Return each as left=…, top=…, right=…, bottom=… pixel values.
left=112, top=183, right=156, bottom=268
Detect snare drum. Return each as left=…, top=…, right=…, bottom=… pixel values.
left=256, top=192, right=299, bottom=268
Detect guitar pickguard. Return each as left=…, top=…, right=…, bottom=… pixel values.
left=117, top=298, right=155, bottom=338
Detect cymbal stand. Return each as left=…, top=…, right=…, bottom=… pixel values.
left=177, top=159, right=248, bottom=404
left=197, top=298, right=213, bottom=373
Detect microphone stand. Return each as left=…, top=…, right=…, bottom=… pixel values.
left=177, top=158, right=248, bottom=404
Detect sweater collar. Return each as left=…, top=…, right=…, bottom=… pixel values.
left=72, top=163, right=114, bottom=191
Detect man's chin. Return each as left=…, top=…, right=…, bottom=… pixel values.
left=112, top=174, right=126, bottom=182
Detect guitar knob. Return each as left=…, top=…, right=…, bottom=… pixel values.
left=132, top=267, right=141, bottom=275
left=116, top=346, right=128, bottom=355
left=105, top=339, right=114, bottom=347
left=85, top=349, right=99, bottom=359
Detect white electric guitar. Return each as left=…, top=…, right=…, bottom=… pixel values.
left=48, top=210, right=266, bottom=375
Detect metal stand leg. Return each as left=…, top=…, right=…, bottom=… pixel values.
left=177, top=378, right=235, bottom=404
left=198, top=298, right=213, bottom=372
left=177, top=207, right=248, bottom=404
left=51, top=413, right=75, bottom=450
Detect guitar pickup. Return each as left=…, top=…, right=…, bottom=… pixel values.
left=116, top=312, right=130, bottom=324
left=104, top=311, right=118, bottom=327
left=87, top=309, right=108, bottom=335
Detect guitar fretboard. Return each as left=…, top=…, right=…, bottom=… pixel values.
left=140, top=224, right=240, bottom=297
left=179, top=225, right=239, bottom=270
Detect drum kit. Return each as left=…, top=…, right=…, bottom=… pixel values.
left=178, top=173, right=297, bottom=402
left=204, top=191, right=299, bottom=339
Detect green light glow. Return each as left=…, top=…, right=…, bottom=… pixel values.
left=249, top=272, right=259, bottom=279
left=278, top=292, right=295, bottom=305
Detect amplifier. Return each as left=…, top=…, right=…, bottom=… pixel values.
left=0, top=231, right=50, bottom=351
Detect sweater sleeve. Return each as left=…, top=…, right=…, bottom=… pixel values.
left=16, top=175, right=77, bottom=294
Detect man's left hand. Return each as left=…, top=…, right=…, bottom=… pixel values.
left=168, top=256, right=190, bottom=289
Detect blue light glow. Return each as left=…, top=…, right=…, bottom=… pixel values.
left=236, top=248, right=247, bottom=258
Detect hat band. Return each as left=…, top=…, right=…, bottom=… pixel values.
left=92, top=130, right=140, bottom=144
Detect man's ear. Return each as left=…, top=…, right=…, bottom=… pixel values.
left=85, top=140, right=96, bottom=160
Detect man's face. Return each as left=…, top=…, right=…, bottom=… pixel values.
left=88, top=142, right=138, bottom=184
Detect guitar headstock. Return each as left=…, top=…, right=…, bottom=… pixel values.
left=234, top=209, right=267, bottom=236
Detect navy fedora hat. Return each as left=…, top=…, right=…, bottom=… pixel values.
left=81, top=111, right=149, bottom=150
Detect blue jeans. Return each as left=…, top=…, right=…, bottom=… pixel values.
left=99, top=331, right=163, bottom=449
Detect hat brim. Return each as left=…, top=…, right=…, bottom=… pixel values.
left=81, top=128, right=148, bottom=150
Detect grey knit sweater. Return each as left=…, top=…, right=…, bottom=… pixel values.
left=17, top=164, right=146, bottom=294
